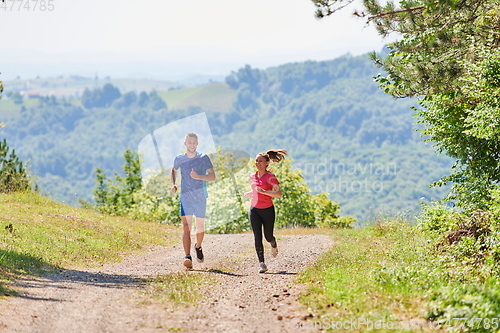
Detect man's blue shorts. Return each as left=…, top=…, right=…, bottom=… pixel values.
left=180, top=199, right=206, bottom=218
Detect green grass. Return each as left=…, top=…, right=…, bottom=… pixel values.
left=159, top=82, right=236, bottom=113
left=141, top=271, right=216, bottom=307
left=0, top=191, right=179, bottom=296
left=0, top=99, right=39, bottom=112
left=296, top=220, right=453, bottom=332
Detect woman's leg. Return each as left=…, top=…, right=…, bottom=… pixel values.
left=249, top=207, right=265, bottom=263
left=261, top=205, right=277, bottom=248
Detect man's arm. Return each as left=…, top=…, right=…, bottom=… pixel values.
left=171, top=166, right=178, bottom=193
left=190, top=167, right=216, bottom=181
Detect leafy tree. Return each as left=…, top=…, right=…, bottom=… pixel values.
left=225, top=64, right=265, bottom=94
left=6, top=91, right=23, bottom=105
left=111, top=90, right=166, bottom=110
left=137, top=91, right=149, bottom=107
left=146, top=91, right=167, bottom=111
left=81, top=83, right=121, bottom=109
left=101, top=83, right=122, bottom=106
left=112, top=91, right=137, bottom=108
left=313, top=192, right=356, bottom=228
left=311, top=0, right=500, bottom=209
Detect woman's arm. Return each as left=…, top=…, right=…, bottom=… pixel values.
left=255, top=184, right=282, bottom=198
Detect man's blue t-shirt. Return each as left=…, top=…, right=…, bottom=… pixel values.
left=173, top=152, right=213, bottom=202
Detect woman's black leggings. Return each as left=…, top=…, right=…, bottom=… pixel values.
left=249, top=205, right=277, bottom=263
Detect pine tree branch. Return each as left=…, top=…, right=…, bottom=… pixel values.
left=365, top=6, right=425, bottom=21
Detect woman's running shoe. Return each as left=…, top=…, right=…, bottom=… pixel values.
left=271, top=246, right=278, bottom=258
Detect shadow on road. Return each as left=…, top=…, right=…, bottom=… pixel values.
left=9, top=268, right=144, bottom=301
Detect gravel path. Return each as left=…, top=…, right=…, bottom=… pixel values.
left=0, top=233, right=332, bottom=332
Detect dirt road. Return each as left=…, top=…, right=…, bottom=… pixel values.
left=0, top=233, right=332, bottom=332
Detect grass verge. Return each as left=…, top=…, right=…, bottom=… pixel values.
left=0, top=191, right=179, bottom=296
left=295, top=220, right=471, bottom=332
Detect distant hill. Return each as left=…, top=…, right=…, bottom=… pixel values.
left=0, top=53, right=453, bottom=222
left=158, top=83, right=235, bottom=113
left=0, top=75, right=225, bottom=104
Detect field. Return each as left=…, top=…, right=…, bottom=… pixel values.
left=159, top=82, right=236, bottom=113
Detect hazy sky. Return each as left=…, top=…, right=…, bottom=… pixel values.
left=0, top=0, right=393, bottom=81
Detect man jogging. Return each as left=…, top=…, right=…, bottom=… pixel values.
left=171, top=133, right=216, bottom=269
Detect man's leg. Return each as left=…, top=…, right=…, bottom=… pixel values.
left=192, top=200, right=207, bottom=262
left=195, top=217, right=205, bottom=248
left=182, top=215, right=193, bottom=255
left=193, top=217, right=205, bottom=263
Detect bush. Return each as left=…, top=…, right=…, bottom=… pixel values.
left=313, top=192, right=354, bottom=228
left=416, top=192, right=500, bottom=330
left=427, top=280, right=500, bottom=333
left=418, top=202, right=461, bottom=233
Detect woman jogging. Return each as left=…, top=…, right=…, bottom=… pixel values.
left=244, top=149, right=287, bottom=273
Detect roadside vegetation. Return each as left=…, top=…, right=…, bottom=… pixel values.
left=298, top=211, right=500, bottom=333
left=85, top=148, right=355, bottom=233
left=0, top=191, right=178, bottom=296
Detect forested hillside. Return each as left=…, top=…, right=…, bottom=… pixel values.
left=0, top=52, right=452, bottom=222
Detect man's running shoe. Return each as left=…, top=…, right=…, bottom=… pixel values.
left=259, top=263, right=268, bottom=273
left=183, top=255, right=193, bottom=269
left=194, top=243, right=204, bottom=263
left=271, top=246, right=278, bottom=258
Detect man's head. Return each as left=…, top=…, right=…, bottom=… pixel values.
left=184, top=133, right=198, bottom=154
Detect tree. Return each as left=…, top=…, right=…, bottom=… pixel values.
left=146, top=91, right=167, bottom=111
left=86, top=148, right=180, bottom=224
left=0, top=77, right=30, bottom=192
left=225, top=64, right=265, bottom=94
left=109, top=90, right=167, bottom=110
left=0, top=137, right=30, bottom=193
left=81, top=83, right=121, bottom=108
left=89, top=149, right=143, bottom=214
left=311, top=0, right=500, bottom=208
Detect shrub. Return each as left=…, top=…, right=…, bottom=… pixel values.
left=418, top=202, right=461, bottom=233
left=427, top=280, right=500, bottom=333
